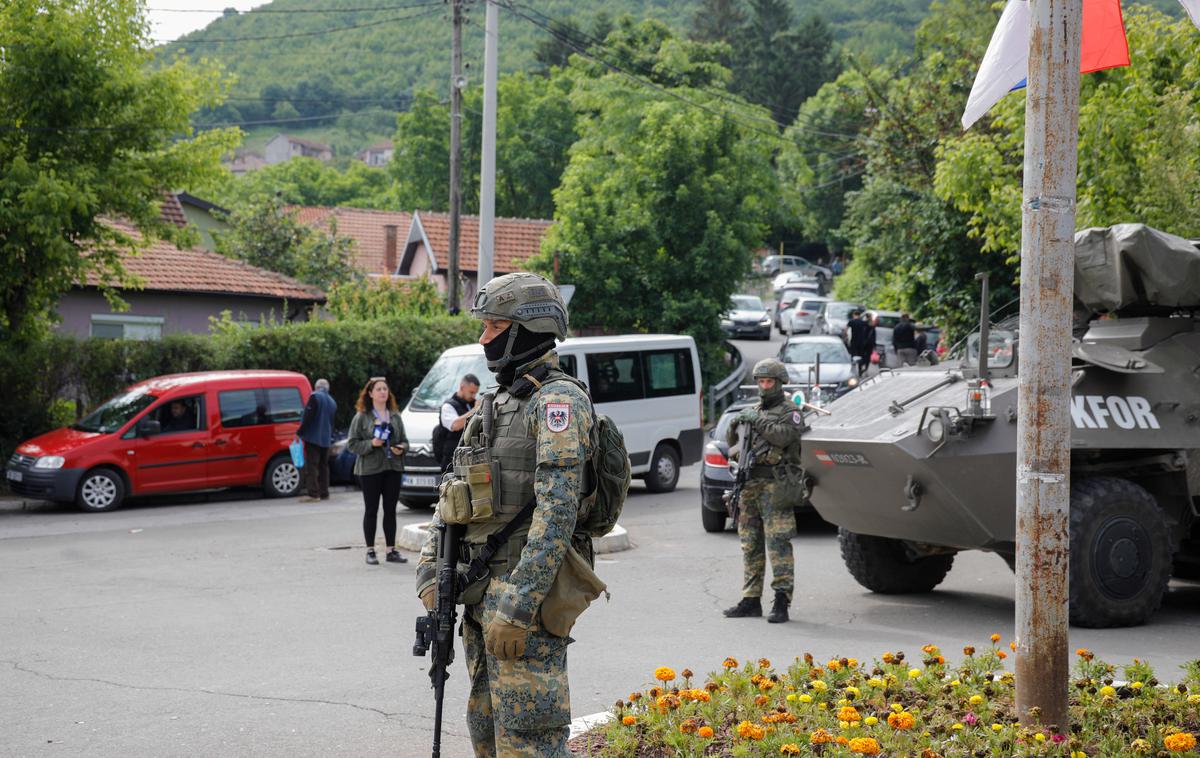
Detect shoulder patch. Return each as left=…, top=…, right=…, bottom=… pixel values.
left=546, top=403, right=571, bottom=433
left=792, top=411, right=803, bottom=425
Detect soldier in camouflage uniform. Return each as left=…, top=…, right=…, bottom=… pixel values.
left=416, top=272, right=591, bottom=758
left=724, top=358, right=805, bottom=623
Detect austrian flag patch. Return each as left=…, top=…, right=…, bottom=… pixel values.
left=545, top=403, right=571, bottom=433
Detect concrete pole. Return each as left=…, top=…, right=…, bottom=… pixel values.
left=447, top=0, right=463, bottom=313
left=477, top=0, right=498, bottom=288
left=1015, top=0, right=1082, bottom=731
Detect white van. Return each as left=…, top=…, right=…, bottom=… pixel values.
left=398, top=335, right=704, bottom=508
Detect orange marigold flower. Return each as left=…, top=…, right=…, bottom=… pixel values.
left=628, top=692, right=641, bottom=702
left=679, top=718, right=699, bottom=735
left=804, top=652, right=814, bottom=664
left=705, top=682, right=720, bottom=692
left=921, top=750, right=940, bottom=758
left=759, top=679, right=776, bottom=691
left=836, top=736, right=850, bottom=745
left=723, top=657, right=738, bottom=668
left=963, top=646, right=975, bottom=656
left=755, top=695, right=770, bottom=707
left=849, top=737, right=881, bottom=755
left=935, top=655, right=946, bottom=665
left=735, top=720, right=765, bottom=740
left=759, top=658, right=771, bottom=668
left=809, top=729, right=835, bottom=745
left=837, top=706, right=862, bottom=723
left=1075, top=649, right=1094, bottom=661
left=698, top=726, right=714, bottom=739
left=1009, top=641, right=1017, bottom=651
left=681, top=668, right=694, bottom=679
left=997, top=651, right=1008, bottom=660
left=621, top=715, right=636, bottom=726
left=921, top=644, right=939, bottom=655
left=882, top=652, right=896, bottom=664
left=827, top=659, right=842, bottom=672
left=1165, top=733, right=1197, bottom=752
left=654, top=667, right=676, bottom=682
left=780, top=744, right=801, bottom=755
left=887, top=711, right=916, bottom=730
left=990, top=634, right=1002, bottom=643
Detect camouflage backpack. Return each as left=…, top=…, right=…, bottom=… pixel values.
left=578, top=411, right=631, bottom=537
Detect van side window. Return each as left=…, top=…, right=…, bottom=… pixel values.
left=155, top=394, right=205, bottom=434
left=558, top=354, right=577, bottom=378
left=586, top=352, right=645, bottom=403
left=219, top=389, right=264, bottom=428
left=643, top=349, right=696, bottom=398
left=264, top=387, right=303, bottom=423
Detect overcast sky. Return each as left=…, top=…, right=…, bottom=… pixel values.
left=147, top=0, right=263, bottom=44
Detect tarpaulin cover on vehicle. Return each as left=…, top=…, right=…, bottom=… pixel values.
left=1074, top=224, right=1200, bottom=312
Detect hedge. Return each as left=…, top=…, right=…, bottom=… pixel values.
left=0, top=315, right=480, bottom=463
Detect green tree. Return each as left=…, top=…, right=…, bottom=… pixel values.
left=934, top=7, right=1200, bottom=259
left=214, top=195, right=360, bottom=290
left=326, top=276, right=444, bottom=320
left=536, top=25, right=777, bottom=378
left=689, top=0, right=746, bottom=45
left=0, top=0, right=236, bottom=343
left=208, top=157, right=394, bottom=209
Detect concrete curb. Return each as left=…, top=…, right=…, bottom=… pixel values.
left=398, top=522, right=632, bottom=554
left=569, top=711, right=613, bottom=740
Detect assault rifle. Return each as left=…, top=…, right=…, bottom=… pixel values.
left=723, top=419, right=756, bottom=525
left=412, top=520, right=464, bottom=758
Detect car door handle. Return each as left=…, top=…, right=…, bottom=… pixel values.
left=214, top=439, right=228, bottom=446
left=192, top=442, right=205, bottom=449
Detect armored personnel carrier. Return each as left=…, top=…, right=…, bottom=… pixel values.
left=800, top=224, right=1200, bottom=628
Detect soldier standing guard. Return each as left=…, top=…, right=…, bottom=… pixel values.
left=724, top=358, right=805, bottom=623
left=416, top=272, right=592, bottom=758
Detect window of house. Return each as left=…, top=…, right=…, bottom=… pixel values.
left=90, top=314, right=164, bottom=341
left=264, top=387, right=303, bottom=424
left=586, top=352, right=644, bottom=403
left=643, top=349, right=696, bottom=398
left=218, top=389, right=264, bottom=428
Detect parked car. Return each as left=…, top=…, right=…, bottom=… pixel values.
left=780, top=296, right=831, bottom=335
left=778, top=335, right=860, bottom=403
left=720, top=294, right=772, bottom=340
left=5, top=371, right=311, bottom=512
left=812, top=301, right=865, bottom=340
left=762, top=255, right=833, bottom=281
left=774, top=283, right=824, bottom=329
left=328, top=429, right=357, bottom=484
left=400, top=335, right=706, bottom=508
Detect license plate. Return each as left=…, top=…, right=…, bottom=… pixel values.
left=403, top=474, right=438, bottom=489
left=6, top=469, right=22, bottom=482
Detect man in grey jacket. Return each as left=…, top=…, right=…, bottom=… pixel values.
left=296, top=378, right=337, bottom=502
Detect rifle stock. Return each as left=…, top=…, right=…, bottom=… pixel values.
left=723, top=420, right=756, bottom=525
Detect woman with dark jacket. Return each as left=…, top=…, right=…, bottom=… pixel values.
left=348, top=377, right=408, bottom=565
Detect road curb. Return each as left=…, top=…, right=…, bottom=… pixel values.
left=398, top=522, right=632, bottom=553
left=569, top=711, right=613, bottom=740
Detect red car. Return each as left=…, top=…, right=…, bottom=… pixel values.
left=5, top=370, right=311, bottom=512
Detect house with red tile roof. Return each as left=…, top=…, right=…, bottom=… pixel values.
left=290, top=205, right=552, bottom=301
left=265, top=134, right=333, bottom=165
left=56, top=195, right=324, bottom=340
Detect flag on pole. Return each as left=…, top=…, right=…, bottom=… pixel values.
left=961, top=0, right=1131, bottom=130
left=1179, top=0, right=1200, bottom=29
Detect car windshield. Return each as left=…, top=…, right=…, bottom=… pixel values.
left=409, top=352, right=495, bottom=411
left=828, top=303, right=862, bottom=319
left=780, top=341, right=850, bottom=365
left=730, top=295, right=763, bottom=311
left=797, top=300, right=826, bottom=311
left=967, top=330, right=1017, bottom=369
left=873, top=314, right=901, bottom=329
left=74, top=389, right=158, bottom=434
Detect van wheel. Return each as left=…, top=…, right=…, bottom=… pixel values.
left=839, top=528, right=954, bottom=593
left=1069, top=477, right=1172, bottom=628
left=645, top=444, right=680, bottom=493
left=76, top=468, right=125, bottom=512
left=264, top=456, right=301, bottom=498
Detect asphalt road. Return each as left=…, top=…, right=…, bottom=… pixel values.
left=1, top=334, right=1197, bottom=757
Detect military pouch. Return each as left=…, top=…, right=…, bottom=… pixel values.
left=457, top=563, right=490, bottom=606
left=465, top=462, right=497, bottom=522
left=540, top=545, right=607, bottom=638
left=437, top=479, right=472, bottom=525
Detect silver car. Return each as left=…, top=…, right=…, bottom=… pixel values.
left=813, top=301, right=865, bottom=339
left=720, top=294, right=772, bottom=340
left=778, top=335, right=860, bottom=402
left=780, top=296, right=831, bottom=334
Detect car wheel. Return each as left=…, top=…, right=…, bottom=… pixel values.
left=644, top=444, right=681, bottom=493
left=702, top=504, right=727, bottom=533
left=1069, top=476, right=1172, bottom=628
left=263, top=456, right=301, bottom=498
left=838, top=528, right=955, bottom=593
left=76, top=468, right=125, bottom=512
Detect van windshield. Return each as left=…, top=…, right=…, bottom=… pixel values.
left=409, top=353, right=495, bottom=411
left=74, top=389, right=158, bottom=433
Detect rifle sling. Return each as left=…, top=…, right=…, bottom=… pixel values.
left=461, top=499, right=537, bottom=586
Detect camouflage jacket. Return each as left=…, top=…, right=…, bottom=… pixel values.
left=726, top=398, right=804, bottom=467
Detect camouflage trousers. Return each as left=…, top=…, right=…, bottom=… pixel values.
left=461, top=578, right=572, bottom=758
left=738, top=476, right=795, bottom=601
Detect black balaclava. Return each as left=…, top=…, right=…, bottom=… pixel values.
left=760, top=380, right=785, bottom=408
left=485, top=323, right=555, bottom=386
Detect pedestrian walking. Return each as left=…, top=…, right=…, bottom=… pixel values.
left=863, top=312, right=878, bottom=373
left=724, top=359, right=805, bottom=624
left=846, top=309, right=869, bottom=375
left=893, top=313, right=919, bottom=366
left=295, top=378, right=337, bottom=502
left=348, top=377, right=408, bottom=565
left=432, top=373, right=481, bottom=473
left=416, top=272, right=592, bottom=757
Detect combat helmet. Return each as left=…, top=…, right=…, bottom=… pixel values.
left=752, top=358, right=789, bottom=385
left=471, top=272, right=569, bottom=371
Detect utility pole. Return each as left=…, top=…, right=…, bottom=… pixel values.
left=477, top=0, right=498, bottom=288
left=1015, top=0, right=1082, bottom=730
left=447, top=0, right=463, bottom=313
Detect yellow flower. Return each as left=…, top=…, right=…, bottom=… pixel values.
left=827, top=659, right=842, bottom=672
left=798, top=694, right=812, bottom=704
left=837, top=706, right=862, bottom=723
left=867, top=677, right=884, bottom=688
left=780, top=745, right=801, bottom=756
left=1034, top=733, right=1046, bottom=743
left=951, top=723, right=964, bottom=731
left=1131, top=738, right=1153, bottom=754
left=1189, top=694, right=1200, bottom=705
left=908, top=669, right=922, bottom=679
left=848, top=658, right=859, bottom=668
left=1099, top=685, right=1117, bottom=698
left=758, top=658, right=771, bottom=668
left=921, top=644, right=940, bottom=655
left=698, top=726, right=714, bottom=739
left=865, top=716, right=878, bottom=726
left=1131, top=681, right=1144, bottom=690
left=881, top=652, right=896, bottom=664
left=1165, top=733, right=1198, bottom=752
left=621, top=715, right=636, bottom=726
left=723, top=657, right=738, bottom=668
left=848, top=737, right=881, bottom=755
left=991, top=723, right=1003, bottom=732
left=990, top=633, right=1002, bottom=643
left=890, top=703, right=903, bottom=713
left=811, top=680, right=828, bottom=692
left=969, top=695, right=984, bottom=706
left=654, top=667, right=676, bottom=682
left=838, top=698, right=850, bottom=707
left=949, top=680, right=961, bottom=687
left=786, top=693, right=797, bottom=703
left=845, top=686, right=861, bottom=699
left=818, top=702, right=828, bottom=710
left=1071, top=752, right=1088, bottom=758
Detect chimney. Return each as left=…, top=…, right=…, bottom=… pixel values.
left=384, top=224, right=398, bottom=274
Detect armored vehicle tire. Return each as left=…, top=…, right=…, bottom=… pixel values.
left=838, top=528, right=955, bottom=594
left=702, top=504, right=727, bottom=533
left=644, top=444, right=680, bottom=493
left=1069, top=477, right=1172, bottom=629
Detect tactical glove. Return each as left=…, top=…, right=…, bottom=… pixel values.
left=419, top=585, right=436, bottom=612
left=736, top=409, right=758, bottom=424
left=484, top=617, right=527, bottom=660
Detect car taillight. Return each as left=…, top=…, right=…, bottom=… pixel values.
left=796, top=311, right=810, bottom=316
left=703, top=447, right=729, bottom=467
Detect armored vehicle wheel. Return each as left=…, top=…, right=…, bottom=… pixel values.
left=702, top=505, right=727, bottom=533
left=838, top=528, right=955, bottom=594
left=1069, top=477, right=1172, bottom=628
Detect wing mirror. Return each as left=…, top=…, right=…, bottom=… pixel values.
left=137, top=418, right=161, bottom=438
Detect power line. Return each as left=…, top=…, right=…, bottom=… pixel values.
left=155, top=5, right=441, bottom=44
left=149, top=1, right=441, bottom=13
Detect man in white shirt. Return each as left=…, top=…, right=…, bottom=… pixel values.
left=434, top=374, right=481, bottom=472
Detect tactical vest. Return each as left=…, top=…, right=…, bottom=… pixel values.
left=750, top=399, right=803, bottom=468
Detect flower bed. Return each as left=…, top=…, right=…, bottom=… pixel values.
left=571, top=637, right=1200, bottom=757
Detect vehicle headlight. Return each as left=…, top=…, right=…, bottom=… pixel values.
left=759, top=316, right=771, bottom=325
left=924, top=416, right=945, bottom=444
left=720, top=318, right=732, bottom=326
left=33, top=456, right=65, bottom=470
left=846, top=377, right=859, bottom=389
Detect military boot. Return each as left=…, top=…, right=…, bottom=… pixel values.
left=767, top=592, right=789, bottom=623
left=723, top=597, right=762, bottom=618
